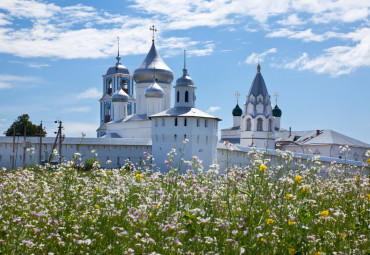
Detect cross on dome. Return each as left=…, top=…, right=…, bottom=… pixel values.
left=150, top=25, right=157, bottom=42
left=274, top=92, right=279, bottom=105
left=234, top=91, right=240, bottom=104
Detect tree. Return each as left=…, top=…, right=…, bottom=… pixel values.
left=4, top=114, right=46, bottom=137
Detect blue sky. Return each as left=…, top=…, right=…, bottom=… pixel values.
left=0, top=0, right=369, bottom=144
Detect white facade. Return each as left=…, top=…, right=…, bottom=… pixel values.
left=97, top=40, right=174, bottom=141
left=150, top=65, right=220, bottom=172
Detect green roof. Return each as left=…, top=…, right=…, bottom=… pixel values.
left=232, top=104, right=242, bottom=116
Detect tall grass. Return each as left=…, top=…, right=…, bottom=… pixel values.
left=0, top=148, right=369, bottom=254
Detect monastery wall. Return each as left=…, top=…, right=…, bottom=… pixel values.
left=0, top=137, right=367, bottom=171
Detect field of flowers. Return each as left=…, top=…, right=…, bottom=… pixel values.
left=0, top=148, right=369, bottom=254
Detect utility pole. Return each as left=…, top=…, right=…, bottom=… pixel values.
left=58, top=121, right=62, bottom=165
left=12, top=126, right=15, bottom=169
left=39, top=121, right=42, bottom=164
left=23, top=125, right=26, bottom=168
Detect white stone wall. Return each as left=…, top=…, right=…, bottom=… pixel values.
left=0, top=137, right=151, bottom=169
left=108, top=120, right=152, bottom=139
left=151, top=117, right=218, bottom=172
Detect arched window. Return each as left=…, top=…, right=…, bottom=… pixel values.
left=257, top=118, right=263, bottom=131
left=205, top=120, right=208, bottom=127
left=246, top=118, right=251, bottom=131
left=184, top=134, right=186, bottom=140
left=174, top=134, right=177, bottom=142
left=185, top=91, right=189, bottom=102
left=197, top=118, right=200, bottom=127
left=184, top=118, right=187, bottom=126
left=107, top=79, right=112, bottom=94
left=268, top=119, right=272, bottom=132
left=177, top=91, right=180, bottom=102
left=105, top=104, right=110, bottom=123
left=121, top=79, right=128, bottom=93
left=174, top=117, right=178, bottom=126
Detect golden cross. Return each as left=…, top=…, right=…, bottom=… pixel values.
left=274, top=92, right=279, bottom=105
left=150, top=25, right=157, bottom=41
left=234, top=91, right=240, bottom=104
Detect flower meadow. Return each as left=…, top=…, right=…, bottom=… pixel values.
left=0, top=147, right=369, bottom=254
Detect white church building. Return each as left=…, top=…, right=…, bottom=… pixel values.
left=96, top=37, right=220, bottom=170
left=220, top=64, right=370, bottom=162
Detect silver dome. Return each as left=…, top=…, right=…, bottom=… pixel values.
left=175, top=68, right=194, bottom=87
left=133, top=42, right=174, bottom=84
left=106, top=55, right=129, bottom=75
left=112, top=88, right=129, bottom=102
left=145, top=79, right=164, bottom=98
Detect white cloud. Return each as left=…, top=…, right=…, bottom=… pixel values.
left=277, top=14, right=305, bottom=26
left=63, top=121, right=97, bottom=137
left=207, top=106, right=221, bottom=113
left=245, top=48, right=277, bottom=64
left=0, top=74, right=40, bottom=89
left=62, top=107, right=91, bottom=113
left=77, top=88, right=101, bottom=99
left=267, top=29, right=324, bottom=42
left=283, top=27, right=370, bottom=76
left=28, top=63, right=50, bottom=69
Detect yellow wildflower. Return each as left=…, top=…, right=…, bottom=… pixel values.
left=266, top=209, right=270, bottom=214
left=339, top=233, right=345, bottom=239
left=95, top=187, right=101, bottom=192
left=289, top=248, right=296, bottom=254
left=286, top=194, right=292, bottom=199
left=136, top=173, right=143, bottom=180
left=95, top=205, right=100, bottom=210
left=295, top=175, right=302, bottom=184
left=321, top=210, right=329, bottom=218
left=156, top=204, right=160, bottom=208
left=260, top=164, right=267, bottom=172
left=367, top=194, right=370, bottom=201
left=366, top=158, right=370, bottom=164
left=232, top=194, right=236, bottom=198
left=315, top=252, right=322, bottom=255
left=288, top=221, right=295, bottom=225
left=260, top=238, right=264, bottom=242
left=354, top=175, right=358, bottom=180
left=266, top=219, right=274, bottom=224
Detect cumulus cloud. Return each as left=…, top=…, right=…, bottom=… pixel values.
left=207, top=106, right=221, bottom=113
left=245, top=48, right=277, bottom=64
left=77, top=88, right=101, bottom=100
left=283, top=28, right=370, bottom=76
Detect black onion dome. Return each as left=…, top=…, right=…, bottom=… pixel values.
left=272, top=105, right=282, bottom=117
left=232, top=104, right=242, bottom=116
